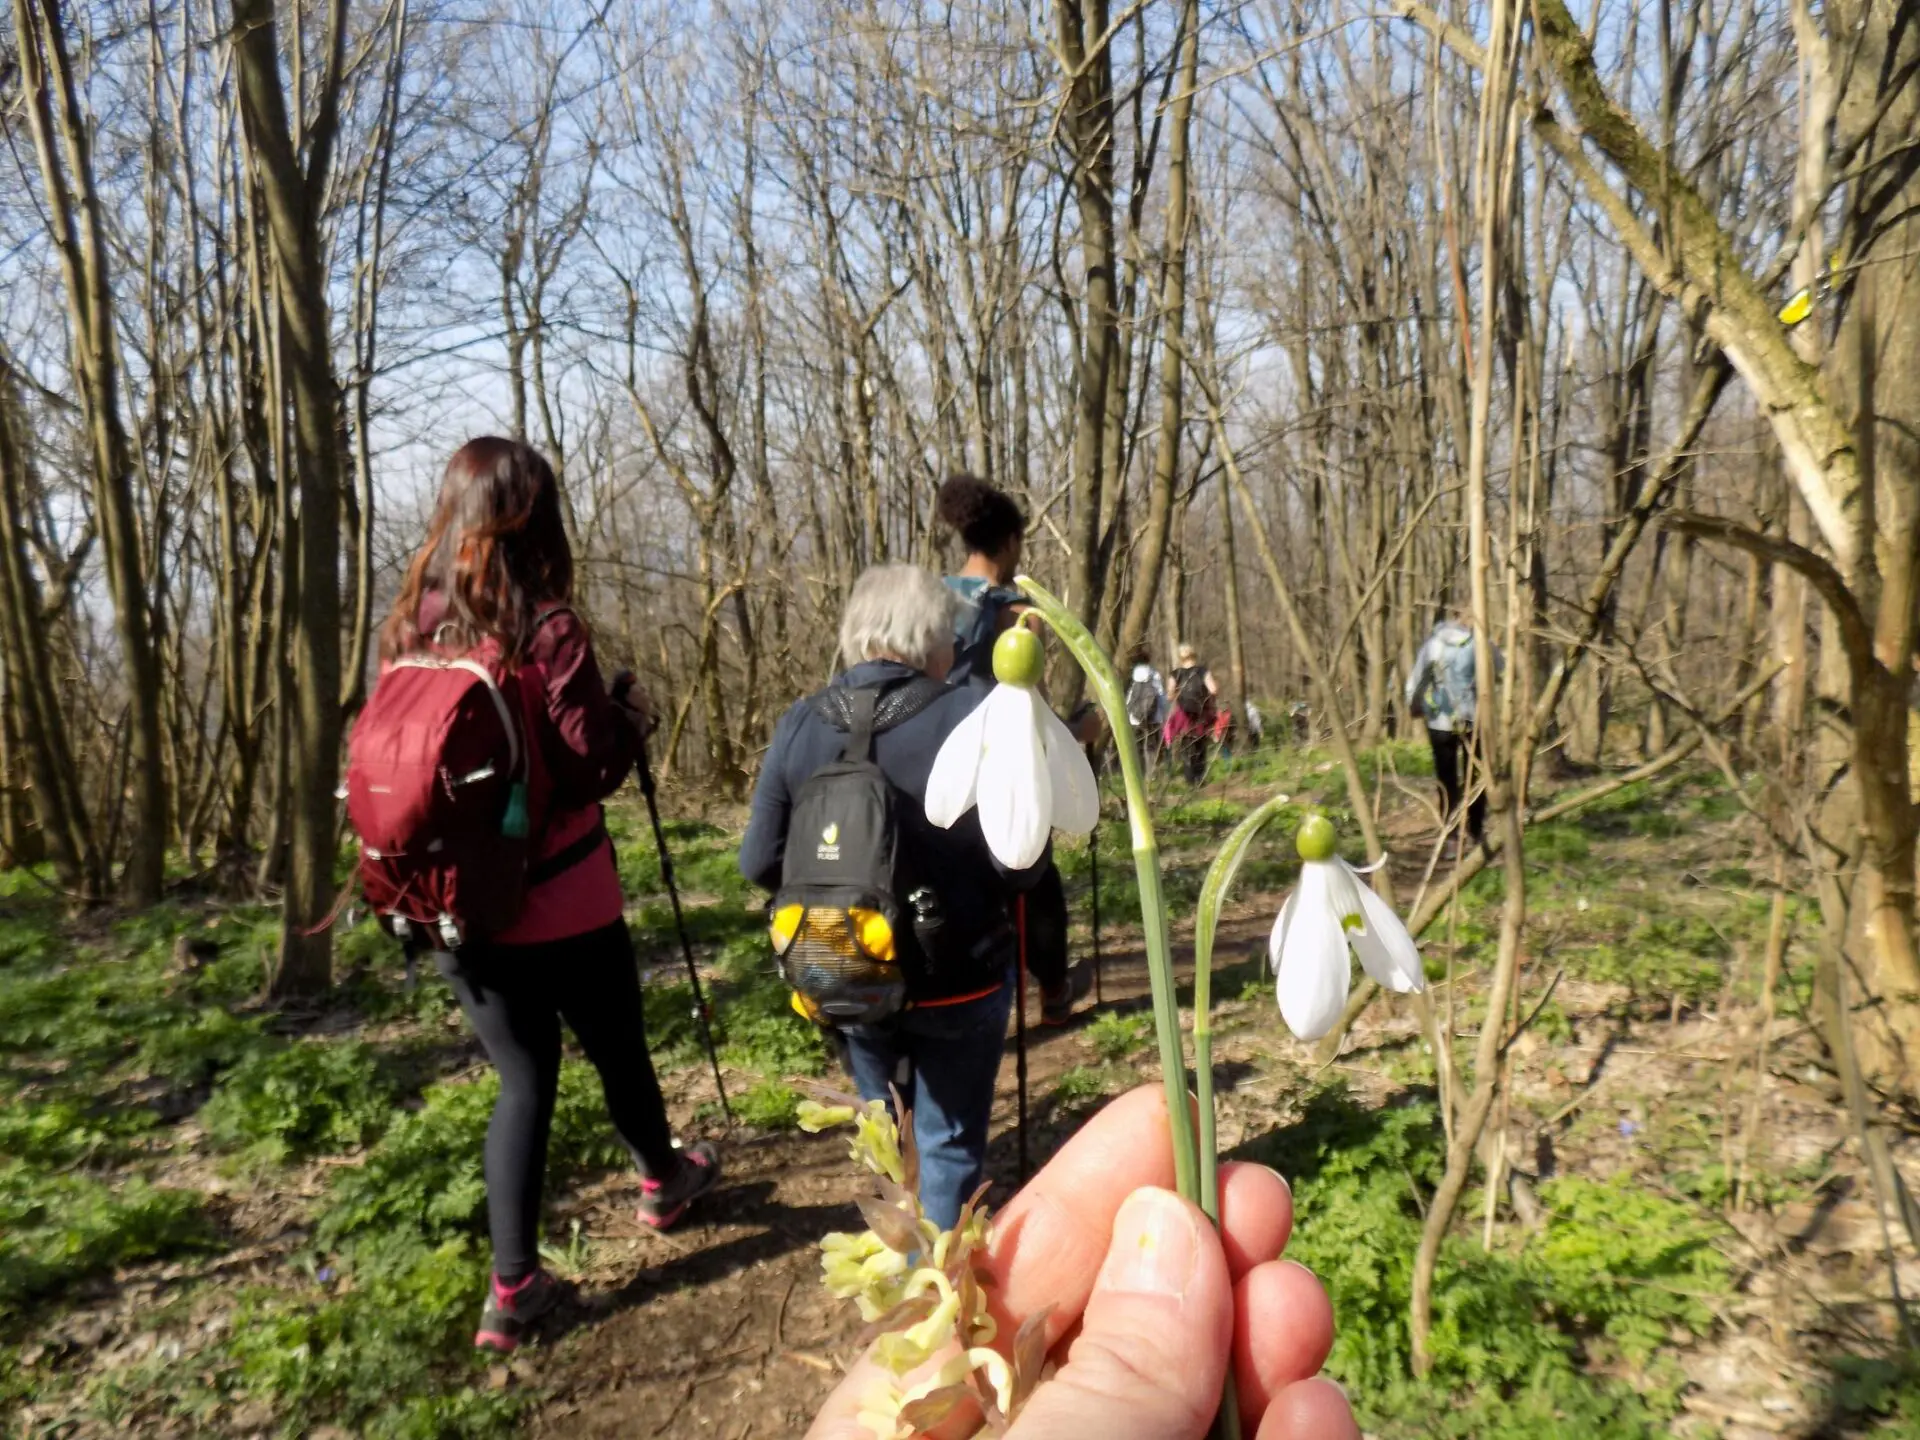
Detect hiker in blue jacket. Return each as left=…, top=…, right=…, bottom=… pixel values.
left=1405, top=617, right=1500, bottom=844
left=740, top=564, right=1043, bottom=1227
left=936, top=474, right=1095, bottom=1026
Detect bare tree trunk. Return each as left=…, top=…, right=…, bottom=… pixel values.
left=1118, top=0, right=1199, bottom=664
left=1221, top=481, right=1249, bottom=720
left=341, top=0, right=406, bottom=717
left=16, top=0, right=167, bottom=902
left=0, top=362, right=97, bottom=888
left=1411, top=0, right=1524, bottom=1371
left=1057, top=0, right=1119, bottom=674
left=234, top=0, right=350, bottom=995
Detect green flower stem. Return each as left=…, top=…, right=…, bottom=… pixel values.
left=1191, top=791, right=1294, bottom=1222
left=1190, top=791, right=1292, bottom=1440
left=1015, top=575, right=1199, bottom=1203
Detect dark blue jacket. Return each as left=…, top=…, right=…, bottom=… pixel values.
left=738, top=660, right=1043, bottom=1002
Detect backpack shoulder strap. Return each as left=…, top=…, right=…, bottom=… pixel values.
left=840, top=687, right=880, bottom=761
left=873, top=675, right=948, bottom=730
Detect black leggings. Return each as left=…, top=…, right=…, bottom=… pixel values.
left=434, top=920, right=676, bottom=1281
left=1428, top=727, right=1486, bottom=841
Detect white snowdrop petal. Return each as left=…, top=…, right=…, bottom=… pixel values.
left=976, top=687, right=1053, bottom=868
left=1296, top=859, right=1332, bottom=917
left=1353, top=881, right=1426, bottom=993
left=923, top=701, right=990, bottom=829
left=1323, top=858, right=1368, bottom=928
left=1276, top=897, right=1352, bottom=1041
left=1038, top=703, right=1099, bottom=836
left=1268, top=887, right=1297, bottom=974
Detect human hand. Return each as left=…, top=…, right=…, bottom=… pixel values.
left=609, top=670, right=657, bottom=737
left=805, top=1086, right=1357, bottom=1440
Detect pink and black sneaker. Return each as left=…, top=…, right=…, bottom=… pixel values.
left=638, top=1141, right=721, bottom=1230
left=474, top=1268, right=564, bottom=1354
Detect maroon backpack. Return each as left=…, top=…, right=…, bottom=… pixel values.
left=345, top=615, right=577, bottom=949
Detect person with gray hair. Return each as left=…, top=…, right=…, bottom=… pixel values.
left=835, top=562, right=958, bottom=672
left=739, top=563, right=1044, bottom=1228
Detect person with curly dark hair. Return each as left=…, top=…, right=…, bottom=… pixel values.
left=935, top=474, right=1093, bottom=1026
left=935, top=473, right=1028, bottom=685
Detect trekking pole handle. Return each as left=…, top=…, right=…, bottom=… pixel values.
left=613, top=671, right=663, bottom=801
left=610, top=670, right=658, bottom=737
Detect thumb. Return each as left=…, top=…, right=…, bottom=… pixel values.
left=1009, top=1187, right=1233, bottom=1440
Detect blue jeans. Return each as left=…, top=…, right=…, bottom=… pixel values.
left=843, top=971, right=1012, bottom=1230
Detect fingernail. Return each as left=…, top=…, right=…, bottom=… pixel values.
left=1097, top=1189, right=1198, bottom=1297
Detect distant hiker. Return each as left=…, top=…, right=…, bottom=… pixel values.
left=937, top=473, right=1094, bottom=1027
left=1245, top=699, right=1266, bottom=749
left=1166, top=642, right=1220, bottom=783
left=739, top=564, right=1044, bottom=1228
left=1124, top=647, right=1169, bottom=766
left=1406, top=616, right=1498, bottom=843
left=371, top=437, right=718, bottom=1355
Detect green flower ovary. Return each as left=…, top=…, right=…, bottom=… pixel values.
left=992, top=625, right=1043, bottom=687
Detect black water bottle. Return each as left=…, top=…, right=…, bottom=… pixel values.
left=907, top=887, right=945, bottom=972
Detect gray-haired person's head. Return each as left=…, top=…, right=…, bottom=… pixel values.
left=838, top=564, right=957, bottom=673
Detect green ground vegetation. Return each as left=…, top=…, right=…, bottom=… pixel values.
left=0, top=819, right=817, bottom=1438
left=0, top=747, right=1909, bottom=1436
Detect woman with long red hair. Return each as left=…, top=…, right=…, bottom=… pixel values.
left=379, top=437, right=720, bottom=1354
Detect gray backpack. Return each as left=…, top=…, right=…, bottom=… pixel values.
left=1428, top=634, right=1478, bottom=725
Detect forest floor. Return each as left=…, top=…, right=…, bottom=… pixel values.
left=4, top=740, right=1919, bottom=1439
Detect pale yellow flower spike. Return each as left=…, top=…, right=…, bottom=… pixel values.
left=875, top=1273, right=962, bottom=1371
left=850, top=1099, right=906, bottom=1184
left=795, top=1100, right=857, bottom=1133
left=808, top=1088, right=1025, bottom=1423
left=819, top=1230, right=910, bottom=1320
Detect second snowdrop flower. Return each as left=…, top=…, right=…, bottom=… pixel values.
left=1270, top=814, right=1425, bottom=1040
left=924, top=623, right=1098, bottom=870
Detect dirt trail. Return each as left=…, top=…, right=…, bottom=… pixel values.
left=527, top=929, right=1236, bottom=1436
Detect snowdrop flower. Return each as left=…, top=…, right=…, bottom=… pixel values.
left=1270, top=814, right=1425, bottom=1040
left=925, top=624, right=1098, bottom=869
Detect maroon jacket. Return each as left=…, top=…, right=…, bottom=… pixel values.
left=416, top=592, right=635, bottom=944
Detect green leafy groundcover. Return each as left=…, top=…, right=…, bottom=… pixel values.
left=201, top=1039, right=401, bottom=1164
left=0, top=764, right=1801, bottom=1436
left=171, top=1059, right=635, bottom=1437
left=0, top=1163, right=210, bottom=1313
left=1239, top=1085, right=1730, bottom=1438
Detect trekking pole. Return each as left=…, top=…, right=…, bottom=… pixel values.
left=630, top=717, right=732, bottom=1125
left=1014, top=895, right=1030, bottom=1183
left=1078, top=708, right=1103, bottom=1007
left=1089, top=818, right=1103, bottom=1006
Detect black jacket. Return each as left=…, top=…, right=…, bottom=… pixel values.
left=738, top=660, right=1044, bottom=1001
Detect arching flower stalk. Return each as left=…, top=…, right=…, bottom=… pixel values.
left=1188, top=792, right=1295, bottom=1440
left=1191, top=792, right=1296, bottom=1220
left=994, top=576, right=1201, bottom=1200
left=918, top=576, right=1299, bottom=1439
